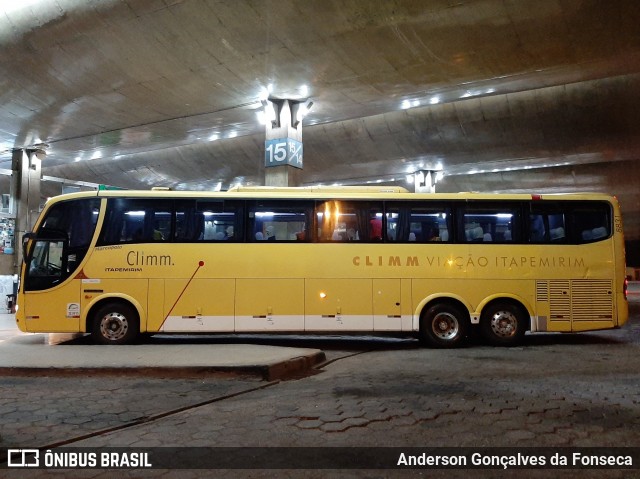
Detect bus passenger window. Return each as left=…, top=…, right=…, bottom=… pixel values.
left=528, top=205, right=566, bottom=243
left=385, top=203, right=451, bottom=243
left=99, top=199, right=171, bottom=245
left=249, top=201, right=312, bottom=242
left=174, top=200, right=241, bottom=242
left=461, top=204, right=520, bottom=243
left=316, top=201, right=382, bottom=242
left=573, top=203, right=611, bottom=243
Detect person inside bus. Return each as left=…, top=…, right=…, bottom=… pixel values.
left=265, top=226, right=275, bottom=241
left=370, top=218, right=382, bottom=241
left=424, top=224, right=440, bottom=242
left=224, top=225, right=234, bottom=240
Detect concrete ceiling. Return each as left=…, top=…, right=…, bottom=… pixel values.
left=1, top=0, right=640, bottom=238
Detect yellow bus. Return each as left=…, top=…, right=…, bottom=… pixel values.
left=16, top=186, right=629, bottom=347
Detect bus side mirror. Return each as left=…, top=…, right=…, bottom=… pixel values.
left=22, top=233, right=35, bottom=265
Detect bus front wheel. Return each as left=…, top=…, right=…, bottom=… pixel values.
left=91, top=302, right=139, bottom=345
left=420, top=302, right=468, bottom=348
left=481, top=302, right=527, bottom=346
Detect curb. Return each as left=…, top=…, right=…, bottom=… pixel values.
left=0, top=351, right=327, bottom=381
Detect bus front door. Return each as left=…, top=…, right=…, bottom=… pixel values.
left=22, top=238, right=82, bottom=333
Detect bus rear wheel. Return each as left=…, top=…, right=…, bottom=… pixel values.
left=481, top=302, right=527, bottom=346
left=91, top=302, right=139, bottom=345
left=420, top=302, right=468, bottom=348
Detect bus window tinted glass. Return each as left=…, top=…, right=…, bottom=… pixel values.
left=39, top=198, right=100, bottom=248
left=461, top=205, right=519, bottom=243
left=316, top=201, right=382, bottom=242
left=250, top=201, right=312, bottom=241
left=99, top=199, right=172, bottom=244
left=529, top=204, right=566, bottom=243
left=175, top=200, right=241, bottom=241
left=574, top=203, right=611, bottom=243
left=386, top=203, right=451, bottom=242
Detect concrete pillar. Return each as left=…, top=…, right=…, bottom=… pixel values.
left=263, top=99, right=309, bottom=187
left=11, top=149, right=42, bottom=273
left=414, top=170, right=435, bottom=193
left=414, top=170, right=445, bottom=193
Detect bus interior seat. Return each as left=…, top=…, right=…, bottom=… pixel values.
left=591, top=227, right=608, bottom=239
left=469, top=226, right=484, bottom=241
left=203, top=224, right=216, bottom=240
left=483, top=233, right=492, bottom=242
left=550, top=227, right=565, bottom=241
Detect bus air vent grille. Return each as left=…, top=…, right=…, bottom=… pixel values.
left=549, top=280, right=571, bottom=319
left=535, top=281, right=549, bottom=302
left=570, top=279, right=613, bottom=321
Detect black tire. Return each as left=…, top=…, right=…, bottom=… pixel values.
left=91, top=302, right=140, bottom=345
left=481, top=302, right=527, bottom=346
left=420, top=302, right=469, bottom=348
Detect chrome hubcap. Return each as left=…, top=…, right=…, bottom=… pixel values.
left=432, top=312, right=459, bottom=340
left=490, top=310, right=517, bottom=338
left=100, top=312, right=128, bottom=341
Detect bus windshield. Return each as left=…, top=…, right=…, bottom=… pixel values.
left=24, top=198, right=100, bottom=291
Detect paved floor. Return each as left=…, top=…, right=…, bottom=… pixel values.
left=1, top=285, right=639, bottom=478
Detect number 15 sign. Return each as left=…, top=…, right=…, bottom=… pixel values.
left=265, top=138, right=303, bottom=169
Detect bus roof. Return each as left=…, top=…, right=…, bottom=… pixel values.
left=43, top=188, right=617, bottom=204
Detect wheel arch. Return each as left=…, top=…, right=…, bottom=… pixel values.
left=83, top=294, right=145, bottom=333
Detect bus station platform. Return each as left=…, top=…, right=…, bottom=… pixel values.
left=0, top=315, right=326, bottom=381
